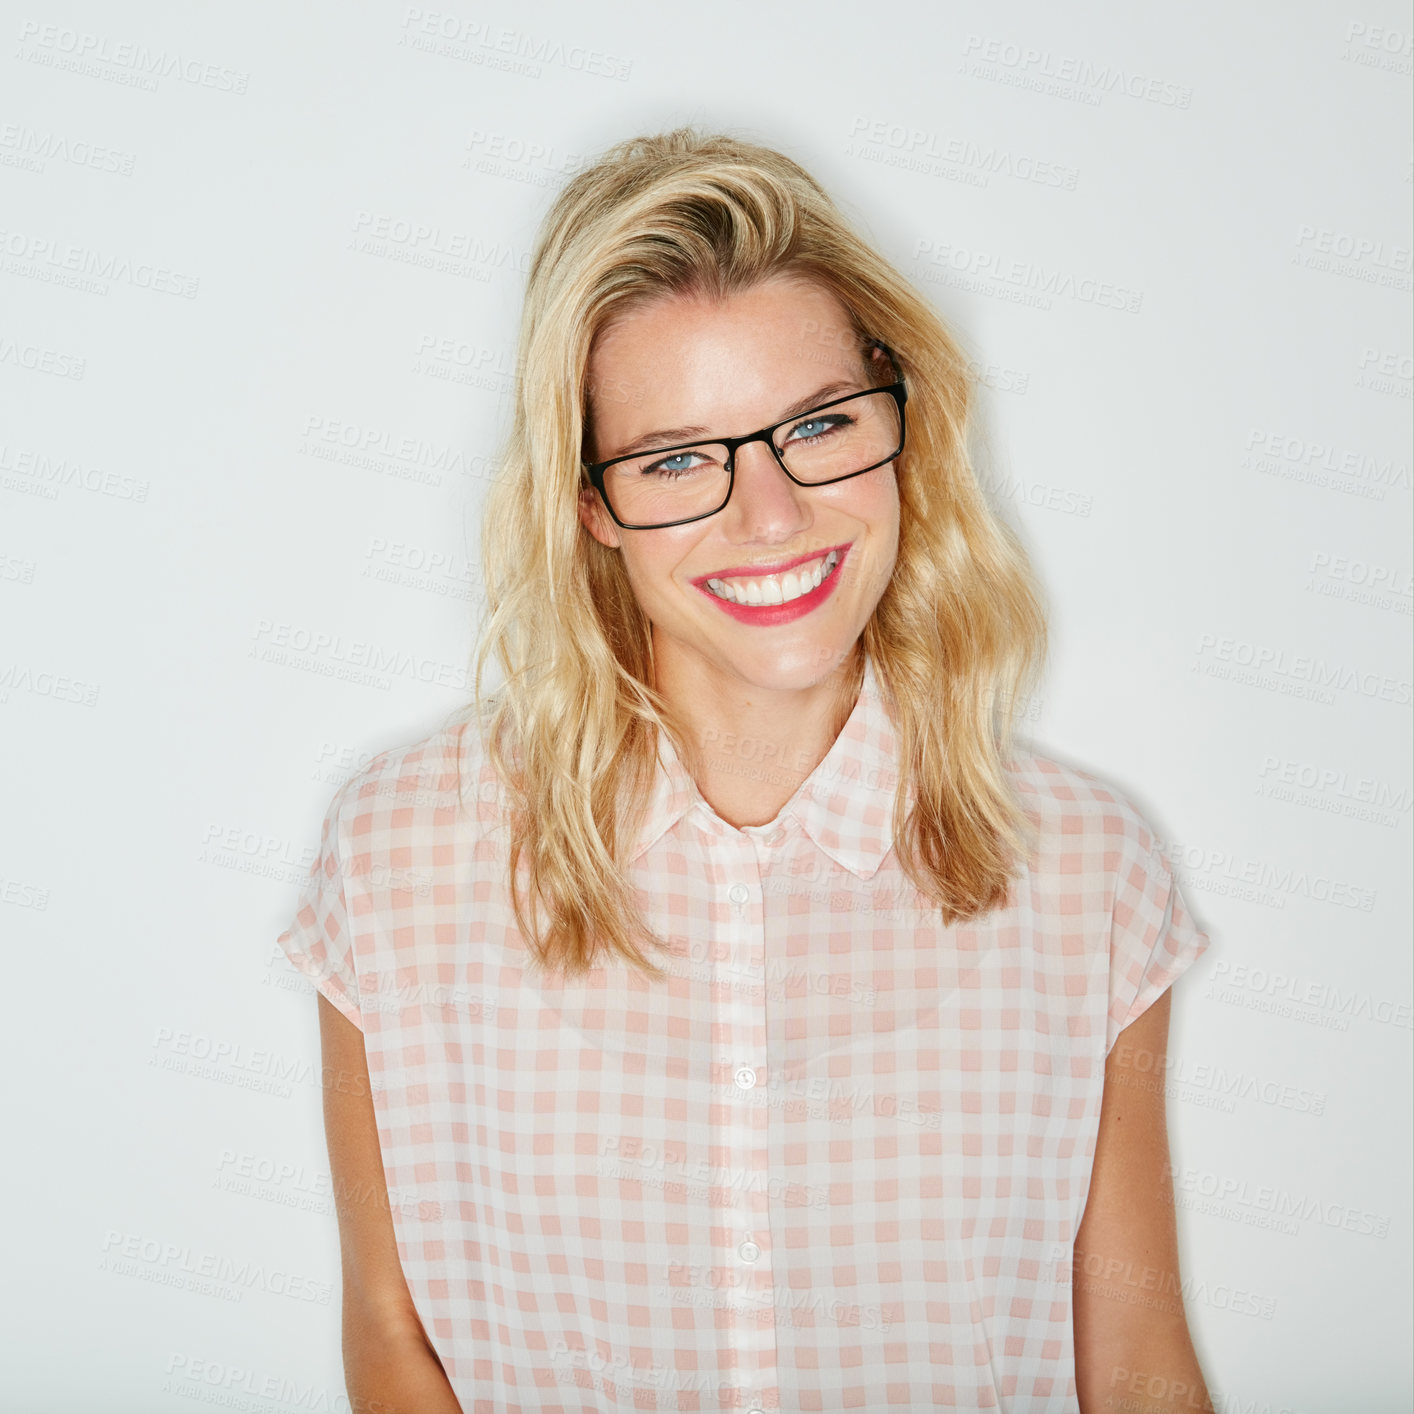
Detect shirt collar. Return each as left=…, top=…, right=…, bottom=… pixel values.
left=629, top=654, right=907, bottom=880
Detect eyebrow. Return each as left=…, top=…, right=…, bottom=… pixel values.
left=608, top=379, right=865, bottom=460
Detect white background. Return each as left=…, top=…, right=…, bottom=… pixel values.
left=3, top=3, right=1410, bottom=1409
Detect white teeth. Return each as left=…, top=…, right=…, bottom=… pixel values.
left=706, top=549, right=839, bottom=606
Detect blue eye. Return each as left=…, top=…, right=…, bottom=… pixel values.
left=644, top=451, right=712, bottom=480
left=648, top=454, right=694, bottom=477
left=788, top=414, right=849, bottom=444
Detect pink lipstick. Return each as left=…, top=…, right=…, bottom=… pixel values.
left=691, top=542, right=851, bottom=626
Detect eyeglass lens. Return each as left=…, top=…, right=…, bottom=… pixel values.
left=601, top=388, right=901, bottom=528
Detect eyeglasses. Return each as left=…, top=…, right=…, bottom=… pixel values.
left=582, top=339, right=908, bottom=530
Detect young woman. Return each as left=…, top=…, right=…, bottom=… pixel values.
left=279, top=127, right=1215, bottom=1413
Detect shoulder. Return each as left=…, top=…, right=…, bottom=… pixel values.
left=329, top=714, right=493, bottom=852
left=1005, top=746, right=1165, bottom=880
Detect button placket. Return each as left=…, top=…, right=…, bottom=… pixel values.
left=710, top=826, right=777, bottom=1414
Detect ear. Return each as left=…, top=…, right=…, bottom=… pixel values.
left=578, top=486, right=622, bottom=550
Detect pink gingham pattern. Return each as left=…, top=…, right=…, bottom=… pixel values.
left=278, top=654, right=1211, bottom=1412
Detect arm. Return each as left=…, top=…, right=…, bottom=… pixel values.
left=1073, top=989, right=1215, bottom=1413
left=318, top=992, right=464, bottom=1413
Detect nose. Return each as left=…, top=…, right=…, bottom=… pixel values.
left=725, top=436, right=810, bottom=531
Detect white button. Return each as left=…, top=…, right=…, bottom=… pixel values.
left=738, top=1239, right=760, bottom=1262
left=728, top=883, right=750, bottom=904
left=748, top=1407, right=767, bottom=1414
left=734, top=1065, right=757, bottom=1089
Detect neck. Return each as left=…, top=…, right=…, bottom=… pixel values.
left=651, top=640, right=865, bottom=829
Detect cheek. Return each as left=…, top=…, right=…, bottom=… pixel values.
left=875, top=475, right=901, bottom=549
left=617, top=534, right=698, bottom=603
left=831, top=472, right=899, bottom=541
left=880, top=466, right=901, bottom=516
left=840, top=461, right=897, bottom=506
left=861, top=478, right=901, bottom=579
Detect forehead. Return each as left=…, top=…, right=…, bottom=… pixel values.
left=592, top=274, right=857, bottom=368
left=585, top=276, right=866, bottom=444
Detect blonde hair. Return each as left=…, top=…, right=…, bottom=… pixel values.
left=454, top=125, right=1049, bottom=979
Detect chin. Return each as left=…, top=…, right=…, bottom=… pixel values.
left=716, top=638, right=858, bottom=686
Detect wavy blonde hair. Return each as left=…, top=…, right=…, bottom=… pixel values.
left=453, top=125, right=1049, bottom=980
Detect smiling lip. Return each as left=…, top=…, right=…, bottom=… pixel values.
left=692, top=542, right=851, bottom=627
left=689, top=541, right=852, bottom=587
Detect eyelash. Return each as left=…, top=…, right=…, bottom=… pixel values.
left=641, top=411, right=856, bottom=478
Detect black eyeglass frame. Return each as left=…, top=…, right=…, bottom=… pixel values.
left=581, top=339, right=909, bottom=531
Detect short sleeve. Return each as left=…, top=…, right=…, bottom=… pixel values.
left=1105, top=827, right=1211, bottom=1056
left=277, top=777, right=364, bottom=1030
